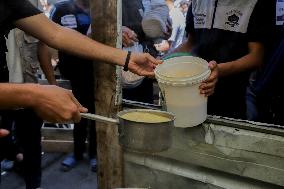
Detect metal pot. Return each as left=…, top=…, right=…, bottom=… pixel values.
left=81, top=109, right=175, bottom=153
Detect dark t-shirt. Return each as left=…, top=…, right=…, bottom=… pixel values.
left=248, top=0, right=284, bottom=94
left=0, top=0, right=41, bottom=35
left=185, top=0, right=268, bottom=119
left=186, top=0, right=267, bottom=63
left=49, top=0, right=92, bottom=79
left=0, top=0, right=41, bottom=81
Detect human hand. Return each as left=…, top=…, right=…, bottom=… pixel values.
left=31, top=85, right=88, bottom=123
left=122, top=26, right=139, bottom=47
left=154, top=40, right=170, bottom=52
left=0, top=129, right=9, bottom=138
left=128, top=52, right=163, bottom=77
left=199, top=61, right=219, bottom=97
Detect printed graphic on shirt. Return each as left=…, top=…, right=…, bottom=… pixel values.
left=213, top=0, right=258, bottom=33
left=276, top=0, right=284, bottom=26
left=61, top=14, right=77, bottom=29
left=192, top=0, right=258, bottom=33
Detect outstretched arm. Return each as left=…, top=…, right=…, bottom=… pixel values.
left=0, top=83, right=87, bottom=123
left=15, top=14, right=162, bottom=77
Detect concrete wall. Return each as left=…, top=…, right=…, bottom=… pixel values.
left=123, top=117, right=284, bottom=189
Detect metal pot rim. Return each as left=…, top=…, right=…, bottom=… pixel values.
left=117, top=109, right=175, bottom=124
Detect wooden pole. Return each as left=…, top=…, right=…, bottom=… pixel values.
left=90, top=0, right=123, bottom=188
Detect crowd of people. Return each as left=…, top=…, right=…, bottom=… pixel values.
left=1, top=0, right=284, bottom=189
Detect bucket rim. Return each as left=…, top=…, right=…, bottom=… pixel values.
left=155, top=61, right=209, bottom=79
left=154, top=56, right=211, bottom=86
left=155, top=70, right=211, bottom=86
left=117, top=109, right=176, bottom=123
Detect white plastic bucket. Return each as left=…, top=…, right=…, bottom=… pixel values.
left=155, top=56, right=211, bottom=128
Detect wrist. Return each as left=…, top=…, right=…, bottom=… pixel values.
left=106, top=48, right=127, bottom=66
left=22, top=84, right=41, bottom=108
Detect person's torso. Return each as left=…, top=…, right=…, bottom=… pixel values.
left=0, top=1, right=14, bottom=36
left=0, top=1, right=13, bottom=82
left=122, top=0, right=158, bottom=57
left=0, top=0, right=41, bottom=81
left=251, top=0, right=284, bottom=94
left=122, top=0, right=145, bottom=41
left=191, top=0, right=258, bottom=63
left=52, top=0, right=90, bottom=34
left=51, top=0, right=91, bottom=66
left=266, top=0, right=284, bottom=55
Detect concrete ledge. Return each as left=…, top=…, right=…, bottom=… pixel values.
left=123, top=118, right=284, bottom=188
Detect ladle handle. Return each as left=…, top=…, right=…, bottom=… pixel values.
left=80, top=113, right=119, bottom=124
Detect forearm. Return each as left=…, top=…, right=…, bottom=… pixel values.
left=16, top=14, right=127, bottom=66
left=0, top=83, right=37, bottom=109
left=52, top=27, right=127, bottom=65
left=38, top=42, right=57, bottom=85
left=218, top=42, right=264, bottom=77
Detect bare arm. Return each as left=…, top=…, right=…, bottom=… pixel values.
left=218, top=42, right=264, bottom=77
left=38, top=42, right=57, bottom=85
left=199, top=42, right=264, bottom=96
left=0, top=13, right=161, bottom=124
left=15, top=14, right=161, bottom=76
left=0, top=83, right=87, bottom=123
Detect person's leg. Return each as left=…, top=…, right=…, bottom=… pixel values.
left=246, top=86, right=259, bottom=121
left=0, top=110, right=16, bottom=184
left=61, top=61, right=97, bottom=171
left=74, top=63, right=97, bottom=168
left=0, top=111, right=17, bottom=160
left=88, top=121, right=97, bottom=172
left=71, top=64, right=95, bottom=161
left=16, top=109, right=42, bottom=189
left=61, top=81, right=87, bottom=169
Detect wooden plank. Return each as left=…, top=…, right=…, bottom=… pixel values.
left=90, top=0, right=123, bottom=188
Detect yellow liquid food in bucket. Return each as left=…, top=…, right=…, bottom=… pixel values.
left=120, top=112, right=171, bottom=123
